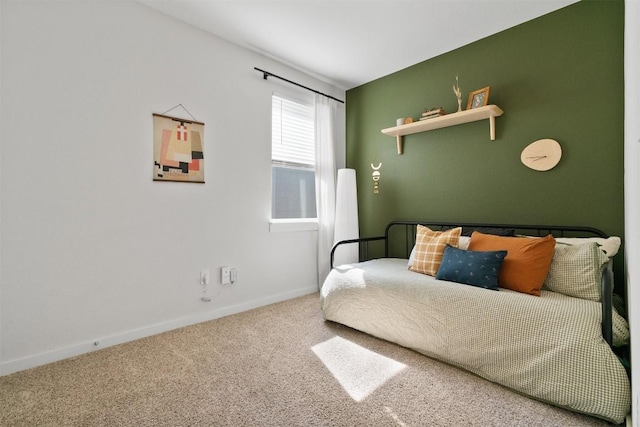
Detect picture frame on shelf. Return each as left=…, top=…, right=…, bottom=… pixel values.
left=467, top=87, right=491, bottom=110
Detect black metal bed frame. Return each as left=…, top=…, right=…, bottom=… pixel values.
left=330, top=220, right=616, bottom=346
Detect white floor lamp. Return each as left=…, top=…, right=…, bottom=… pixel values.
left=333, top=168, right=359, bottom=266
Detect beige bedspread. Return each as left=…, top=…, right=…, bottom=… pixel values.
left=320, top=258, right=630, bottom=423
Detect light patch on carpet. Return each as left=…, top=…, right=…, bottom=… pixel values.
left=311, top=336, right=406, bottom=402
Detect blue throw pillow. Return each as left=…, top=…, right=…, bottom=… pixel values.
left=435, top=244, right=507, bottom=290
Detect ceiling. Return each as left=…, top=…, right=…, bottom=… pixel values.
left=140, top=0, right=578, bottom=90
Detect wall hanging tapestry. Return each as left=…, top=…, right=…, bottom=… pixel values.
left=153, top=113, right=205, bottom=183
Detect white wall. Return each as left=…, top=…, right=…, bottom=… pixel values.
left=625, top=0, right=640, bottom=424
left=0, top=0, right=345, bottom=374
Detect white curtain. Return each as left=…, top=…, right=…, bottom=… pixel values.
left=314, top=94, right=337, bottom=288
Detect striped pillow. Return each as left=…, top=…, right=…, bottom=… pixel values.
left=543, top=242, right=609, bottom=301
left=409, top=225, right=462, bottom=276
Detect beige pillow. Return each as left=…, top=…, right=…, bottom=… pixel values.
left=543, top=242, right=609, bottom=301
left=409, top=225, right=461, bottom=276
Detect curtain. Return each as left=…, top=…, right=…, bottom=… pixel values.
left=314, top=94, right=337, bottom=288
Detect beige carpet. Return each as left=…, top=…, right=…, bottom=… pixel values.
left=0, top=293, right=618, bottom=426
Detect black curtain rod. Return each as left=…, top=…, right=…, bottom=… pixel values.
left=254, top=67, right=344, bottom=104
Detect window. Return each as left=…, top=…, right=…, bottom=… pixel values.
left=271, top=94, right=317, bottom=220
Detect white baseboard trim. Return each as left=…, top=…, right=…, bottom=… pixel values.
left=0, top=286, right=318, bottom=376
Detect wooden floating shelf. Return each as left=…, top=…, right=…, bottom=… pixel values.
left=381, top=105, right=504, bottom=154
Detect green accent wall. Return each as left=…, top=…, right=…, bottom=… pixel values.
left=346, top=0, right=624, bottom=289
left=346, top=0, right=624, bottom=285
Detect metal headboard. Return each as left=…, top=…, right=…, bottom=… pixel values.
left=383, top=221, right=608, bottom=259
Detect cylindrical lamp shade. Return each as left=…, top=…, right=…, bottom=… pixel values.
left=333, top=169, right=359, bottom=266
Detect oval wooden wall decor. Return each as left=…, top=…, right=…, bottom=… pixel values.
left=521, top=139, right=562, bottom=171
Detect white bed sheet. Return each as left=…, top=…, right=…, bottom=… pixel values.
left=320, top=258, right=630, bottom=423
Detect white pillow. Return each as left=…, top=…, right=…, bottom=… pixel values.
left=554, top=236, right=621, bottom=258
left=408, top=236, right=470, bottom=267
left=459, top=236, right=471, bottom=250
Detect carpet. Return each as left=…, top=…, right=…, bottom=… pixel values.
left=0, top=293, right=618, bottom=426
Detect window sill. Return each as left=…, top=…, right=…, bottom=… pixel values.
left=270, top=219, right=319, bottom=233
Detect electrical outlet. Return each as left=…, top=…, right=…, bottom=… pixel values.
left=221, top=266, right=231, bottom=284
left=200, top=269, right=210, bottom=285
left=200, top=269, right=212, bottom=302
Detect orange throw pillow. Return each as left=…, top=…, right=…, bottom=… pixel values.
left=468, top=232, right=556, bottom=296
left=409, top=225, right=461, bottom=276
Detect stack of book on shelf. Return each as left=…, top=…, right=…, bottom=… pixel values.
left=420, top=107, right=446, bottom=120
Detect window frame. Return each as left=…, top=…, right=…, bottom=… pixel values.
left=269, top=91, right=318, bottom=231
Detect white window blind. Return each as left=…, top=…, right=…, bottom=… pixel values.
left=272, top=95, right=315, bottom=167
left=271, top=94, right=317, bottom=220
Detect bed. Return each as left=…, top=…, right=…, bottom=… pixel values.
left=320, top=221, right=630, bottom=424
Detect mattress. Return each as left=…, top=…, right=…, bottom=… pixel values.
left=320, top=258, right=630, bottom=423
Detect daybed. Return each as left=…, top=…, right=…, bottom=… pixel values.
left=320, top=221, right=630, bottom=424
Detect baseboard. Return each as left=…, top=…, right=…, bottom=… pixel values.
left=0, top=286, right=318, bottom=376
